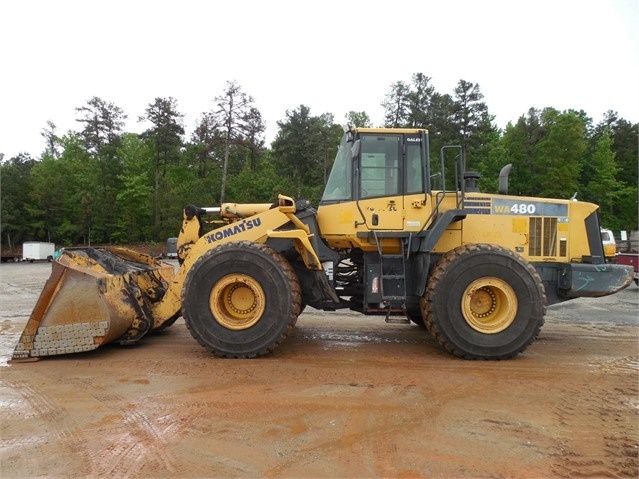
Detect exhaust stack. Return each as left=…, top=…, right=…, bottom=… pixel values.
left=499, top=164, right=513, bottom=194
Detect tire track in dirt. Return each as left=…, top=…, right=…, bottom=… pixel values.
left=157, top=379, right=429, bottom=477
left=149, top=384, right=288, bottom=477
left=335, top=383, right=424, bottom=477
left=0, top=378, right=98, bottom=477
left=258, top=382, right=427, bottom=478
left=550, top=357, right=639, bottom=478
left=87, top=386, right=187, bottom=478
left=2, top=373, right=187, bottom=478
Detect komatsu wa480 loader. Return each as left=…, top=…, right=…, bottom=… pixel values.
left=13, top=127, right=634, bottom=361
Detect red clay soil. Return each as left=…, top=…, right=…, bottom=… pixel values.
left=1, top=262, right=637, bottom=478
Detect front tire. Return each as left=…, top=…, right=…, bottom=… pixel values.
left=183, top=241, right=302, bottom=358
left=421, top=244, right=546, bottom=359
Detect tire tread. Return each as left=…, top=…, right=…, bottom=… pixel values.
left=421, top=243, right=546, bottom=359
left=183, top=241, right=302, bottom=358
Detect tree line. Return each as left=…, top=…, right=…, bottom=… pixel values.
left=1, top=76, right=637, bottom=251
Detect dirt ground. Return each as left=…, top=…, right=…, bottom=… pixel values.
left=0, top=261, right=637, bottom=479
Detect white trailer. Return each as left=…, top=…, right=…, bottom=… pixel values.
left=22, top=242, right=55, bottom=262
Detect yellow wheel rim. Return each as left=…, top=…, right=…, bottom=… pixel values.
left=210, top=274, right=266, bottom=330
left=461, top=277, right=517, bottom=334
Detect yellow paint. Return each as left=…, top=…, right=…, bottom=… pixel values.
left=512, top=218, right=527, bottom=233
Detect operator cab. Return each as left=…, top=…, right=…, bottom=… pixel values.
left=321, top=128, right=435, bottom=205
left=318, top=127, right=448, bottom=246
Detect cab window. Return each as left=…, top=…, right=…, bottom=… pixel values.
left=322, top=135, right=352, bottom=202
left=405, top=142, right=423, bottom=193
left=360, top=135, right=400, bottom=199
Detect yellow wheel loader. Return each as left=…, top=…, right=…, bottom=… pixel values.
left=13, top=128, right=635, bottom=361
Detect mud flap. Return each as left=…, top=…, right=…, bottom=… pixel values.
left=295, top=267, right=342, bottom=310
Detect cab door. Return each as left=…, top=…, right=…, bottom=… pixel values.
left=357, top=134, right=403, bottom=230
left=402, top=134, right=432, bottom=233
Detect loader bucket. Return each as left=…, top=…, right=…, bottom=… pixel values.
left=12, top=246, right=175, bottom=360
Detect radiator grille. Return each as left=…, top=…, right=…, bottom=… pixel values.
left=529, top=217, right=558, bottom=257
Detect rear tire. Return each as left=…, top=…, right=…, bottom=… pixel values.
left=421, top=244, right=546, bottom=359
left=183, top=241, right=302, bottom=358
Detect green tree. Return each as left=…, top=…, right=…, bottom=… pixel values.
left=588, top=112, right=638, bottom=231
left=28, top=133, right=98, bottom=245
left=75, top=96, right=127, bottom=157
left=139, top=97, right=185, bottom=234
left=452, top=79, right=492, bottom=169
left=112, top=134, right=155, bottom=242
left=227, top=158, right=292, bottom=204
left=583, top=128, right=626, bottom=229
left=382, top=81, right=412, bottom=127
left=594, top=112, right=638, bottom=189
left=0, top=153, right=37, bottom=249
left=40, top=120, right=60, bottom=158
left=535, top=109, right=585, bottom=198
left=345, top=111, right=372, bottom=128
left=208, top=80, right=265, bottom=203
left=243, top=106, right=266, bottom=172
left=381, top=73, right=484, bottom=166
left=407, top=73, right=435, bottom=127
left=191, top=112, right=221, bottom=179
left=28, top=153, right=76, bottom=243
left=502, top=109, right=547, bottom=196
left=271, top=105, right=342, bottom=202
left=427, top=91, right=457, bottom=161
left=476, top=135, right=510, bottom=194
left=382, top=74, right=437, bottom=129
left=612, top=120, right=639, bottom=192
left=74, top=97, right=128, bottom=242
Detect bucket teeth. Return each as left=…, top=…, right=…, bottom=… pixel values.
left=13, top=321, right=109, bottom=359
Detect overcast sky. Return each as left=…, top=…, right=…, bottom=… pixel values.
left=1, top=0, right=637, bottom=160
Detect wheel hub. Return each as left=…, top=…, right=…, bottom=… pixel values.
left=210, top=274, right=266, bottom=330
left=462, top=277, right=517, bottom=334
